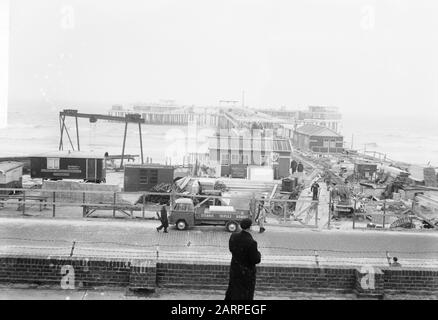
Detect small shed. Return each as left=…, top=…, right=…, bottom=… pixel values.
left=293, top=124, right=343, bottom=154
left=354, top=162, right=378, bottom=180
left=30, top=151, right=106, bottom=183
left=124, top=164, right=175, bottom=192
left=0, top=161, right=24, bottom=193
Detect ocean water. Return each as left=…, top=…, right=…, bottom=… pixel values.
left=0, top=106, right=215, bottom=164
left=341, top=113, right=438, bottom=167
left=1, top=106, right=437, bottom=167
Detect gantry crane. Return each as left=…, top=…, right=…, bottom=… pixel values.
left=58, top=109, right=145, bottom=168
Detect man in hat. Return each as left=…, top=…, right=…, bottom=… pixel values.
left=225, top=218, right=261, bottom=300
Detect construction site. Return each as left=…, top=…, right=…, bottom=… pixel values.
left=1, top=105, right=438, bottom=300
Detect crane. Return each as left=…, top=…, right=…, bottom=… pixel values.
left=58, top=109, right=145, bottom=168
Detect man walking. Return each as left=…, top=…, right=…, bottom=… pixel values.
left=297, top=161, right=304, bottom=174
left=256, top=197, right=266, bottom=233
left=225, top=218, right=261, bottom=300
left=290, top=159, right=298, bottom=174
left=311, top=182, right=320, bottom=201
left=156, top=205, right=169, bottom=233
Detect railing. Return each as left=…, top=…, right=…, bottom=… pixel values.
left=1, top=188, right=435, bottom=232
left=0, top=187, right=317, bottom=223
left=0, top=237, right=437, bottom=269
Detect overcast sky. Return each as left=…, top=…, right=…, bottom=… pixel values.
left=6, top=0, right=438, bottom=117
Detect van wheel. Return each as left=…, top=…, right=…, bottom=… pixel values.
left=226, top=221, right=238, bottom=233
left=176, top=220, right=187, bottom=231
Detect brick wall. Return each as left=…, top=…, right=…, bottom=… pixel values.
left=0, top=255, right=155, bottom=290
left=156, top=262, right=356, bottom=293
left=383, top=268, right=438, bottom=294
left=0, top=255, right=437, bottom=297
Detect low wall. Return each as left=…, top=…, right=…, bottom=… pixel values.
left=0, top=255, right=437, bottom=297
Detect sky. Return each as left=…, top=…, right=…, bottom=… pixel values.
left=4, top=0, right=438, bottom=117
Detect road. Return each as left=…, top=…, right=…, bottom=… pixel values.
left=0, top=216, right=437, bottom=268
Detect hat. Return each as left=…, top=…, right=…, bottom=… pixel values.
left=240, top=218, right=252, bottom=230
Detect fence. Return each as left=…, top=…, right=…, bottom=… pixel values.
left=1, top=236, right=437, bottom=269
left=0, top=187, right=320, bottom=228
left=0, top=188, right=435, bottom=232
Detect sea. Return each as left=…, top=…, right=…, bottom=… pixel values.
left=0, top=105, right=437, bottom=167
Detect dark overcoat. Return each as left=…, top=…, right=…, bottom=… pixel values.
left=225, top=230, right=261, bottom=300
left=159, top=206, right=169, bottom=228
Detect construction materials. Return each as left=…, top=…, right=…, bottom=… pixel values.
left=123, top=164, right=174, bottom=192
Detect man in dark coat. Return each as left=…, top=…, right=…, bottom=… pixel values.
left=225, top=219, right=261, bottom=300
left=290, top=159, right=298, bottom=174
left=156, top=205, right=169, bottom=233
left=311, top=182, right=320, bottom=201
left=297, top=162, right=304, bottom=173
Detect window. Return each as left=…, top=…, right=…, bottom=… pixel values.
left=174, top=203, right=194, bottom=211
left=231, top=153, right=240, bottom=164
left=149, top=169, right=158, bottom=184
left=139, top=176, right=148, bottom=184
left=242, top=154, right=250, bottom=165
left=220, top=153, right=230, bottom=165
left=47, top=158, right=60, bottom=170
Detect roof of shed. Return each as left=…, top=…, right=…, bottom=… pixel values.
left=295, top=124, right=341, bottom=137
left=0, top=161, right=24, bottom=174
left=32, top=151, right=105, bottom=159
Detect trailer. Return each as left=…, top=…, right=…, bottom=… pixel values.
left=30, top=151, right=106, bottom=183
left=169, top=198, right=251, bottom=232
left=0, top=161, right=24, bottom=195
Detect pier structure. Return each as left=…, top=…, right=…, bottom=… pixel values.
left=109, top=104, right=221, bottom=127
left=257, top=106, right=342, bottom=133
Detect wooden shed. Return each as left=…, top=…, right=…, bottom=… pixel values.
left=293, top=124, right=344, bottom=154
left=30, top=151, right=106, bottom=183
left=124, top=164, right=175, bottom=192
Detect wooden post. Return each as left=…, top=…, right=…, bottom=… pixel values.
left=142, top=193, right=145, bottom=219
left=59, top=115, right=65, bottom=150
left=113, top=192, right=116, bottom=218
left=120, top=122, right=128, bottom=169
left=328, top=190, right=332, bottom=229
left=75, top=116, right=80, bottom=151
left=22, top=190, right=25, bottom=215
left=52, top=192, right=56, bottom=217
left=383, top=199, right=386, bottom=229
left=283, top=201, right=287, bottom=224
left=313, top=200, right=318, bottom=228
left=138, top=122, right=144, bottom=164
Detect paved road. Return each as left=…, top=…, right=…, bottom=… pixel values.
left=1, top=216, right=437, bottom=268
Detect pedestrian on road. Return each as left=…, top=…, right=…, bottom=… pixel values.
left=256, top=197, right=266, bottom=233
left=290, top=159, right=298, bottom=174
left=225, top=218, right=261, bottom=301
left=156, top=205, right=169, bottom=233
left=311, top=182, right=320, bottom=201
left=297, top=162, right=304, bottom=173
